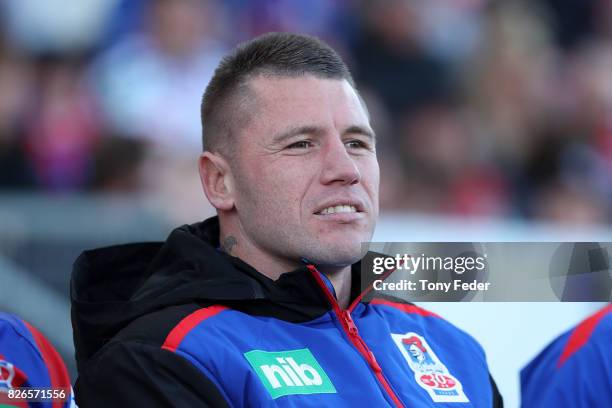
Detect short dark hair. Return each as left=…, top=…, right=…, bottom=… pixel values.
left=201, top=32, right=355, bottom=153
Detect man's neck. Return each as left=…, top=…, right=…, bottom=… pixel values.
left=219, top=229, right=353, bottom=309
left=317, top=265, right=352, bottom=309
left=220, top=232, right=295, bottom=280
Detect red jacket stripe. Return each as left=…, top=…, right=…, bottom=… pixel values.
left=162, top=305, right=229, bottom=353
left=557, top=304, right=612, bottom=368
left=22, top=321, right=71, bottom=408
left=370, top=298, right=441, bottom=318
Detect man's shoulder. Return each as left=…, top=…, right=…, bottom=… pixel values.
left=111, top=303, right=206, bottom=347
left=589, top=305, right=612, bottom=346
left=558, top=304, right=612, bottom=367
left=366, top=295, right=487, bottom=355
left=0, top=312, right=31, bottom=342
left=366, top=294, right=442, bottom=318
left=80, top=303, right=211, bottom=374
left=521, top=306, right=612, bottom=407
left=74, top=303, right=233, bottom=408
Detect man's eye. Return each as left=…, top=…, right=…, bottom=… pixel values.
left=286, top=140, right=313, bottom=149
left=346, top=140, right=368, bottom=149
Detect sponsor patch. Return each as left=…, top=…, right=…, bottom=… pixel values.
left=244, top=348, right=336, bottom=399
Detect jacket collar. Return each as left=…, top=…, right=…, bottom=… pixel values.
left=73, top=216, right=368, bottom=326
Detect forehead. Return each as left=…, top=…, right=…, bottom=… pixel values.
left=242, top=75, right=370, bottom=137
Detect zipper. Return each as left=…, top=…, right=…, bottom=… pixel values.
left=342, top=310, right=382, bottom=373
left=307, top=265, right=405, bottom=408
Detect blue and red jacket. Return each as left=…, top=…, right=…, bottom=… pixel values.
left=521, top=304, right=612, bottom=407
left=71, top=217, right=502, bottom=407
left=0, top=313, right=75, bottom=408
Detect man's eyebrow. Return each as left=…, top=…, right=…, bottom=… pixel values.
left=343, top=125, right=376, bottom=141
left=270, top=125, right=323, bottom=145
left=270, top=124, right=376, bottom=145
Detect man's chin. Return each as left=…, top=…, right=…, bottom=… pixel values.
left=304, top=243, right=364, bottom=268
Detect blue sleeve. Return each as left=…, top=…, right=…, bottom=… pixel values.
left=0, top=312, right=75, bottom=408
left=522, top=315, right=612, bottom=408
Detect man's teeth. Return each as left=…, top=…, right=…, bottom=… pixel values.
left=320, top=205, right=357, bottom=215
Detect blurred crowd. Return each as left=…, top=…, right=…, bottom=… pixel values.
left=1, top=0, right=611, bottom=225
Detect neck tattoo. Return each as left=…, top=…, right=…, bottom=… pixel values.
left=221, top=236, right=237, bottom=254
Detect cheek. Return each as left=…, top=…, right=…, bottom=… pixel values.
left=269, top=159, right=314, bottom=196
left=242, top=164, right=305, bottom=215
left=362, top=160, right=380, bottom=194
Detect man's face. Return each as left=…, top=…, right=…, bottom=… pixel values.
left=409, top=344, right=424, bottom=361
left=230, top=75, right=379, bottom=269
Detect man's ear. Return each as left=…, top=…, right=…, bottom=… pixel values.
left=198, top=152, right=235, bottom=211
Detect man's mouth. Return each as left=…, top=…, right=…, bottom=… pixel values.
left=316, top=204, right=358, bottom=215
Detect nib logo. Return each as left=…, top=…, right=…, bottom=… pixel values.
left=244, top=349, right=336, bottom=399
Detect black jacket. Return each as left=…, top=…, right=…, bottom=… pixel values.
left=71, top=217, right=503, bottom=407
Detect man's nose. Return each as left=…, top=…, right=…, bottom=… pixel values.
left=319, top=138, right=361, bottom=185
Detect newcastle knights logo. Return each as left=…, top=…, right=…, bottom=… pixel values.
left=0, top=355, right=27, bottom=391
left=391, top=332, right=469, bottom=403
left=0, top=359, right=16, bottom=390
